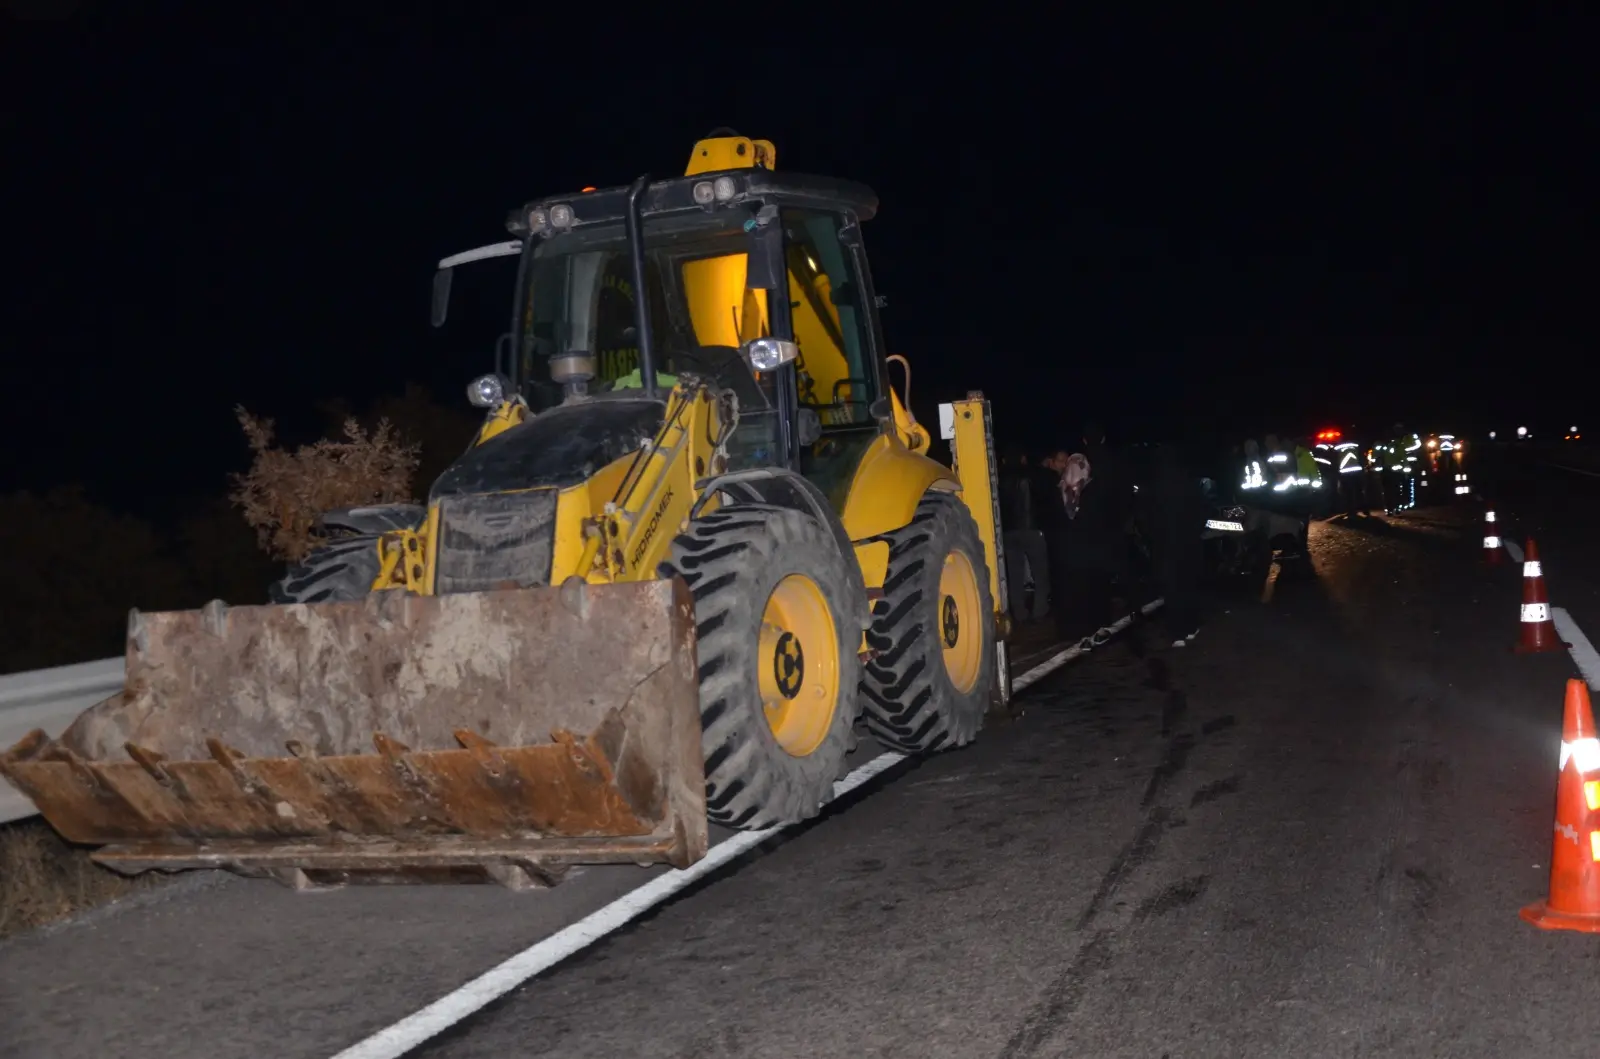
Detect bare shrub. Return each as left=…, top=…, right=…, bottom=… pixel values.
left=318, top=383, right=481, bottom=492
left=229, top=408, right=420, bottom=562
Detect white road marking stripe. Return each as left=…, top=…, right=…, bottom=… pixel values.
left=1011, top=598, right=1165, bottom=694
left=330, top=754, right=905, bottom=1059
left=1553, top=608, right=1600, bottom=693
left=328, top=599, right=1165, bottom=1059
left=1549, top=463, right=1600, bottom=480
left=1505, top=539, right=1525, bottom=564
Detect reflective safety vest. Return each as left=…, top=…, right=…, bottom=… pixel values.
left=1241, top=457, right=1266, bottom=490
left=1265, top=449, right=1294, bottom=491
left=1397, top=432, right=1422, bottom=473
left=611, top=367, right=680, bottom=391
left=1313, top=441, right=1337, bottom=490
left=1295, top=445, right=1318, bottom=485
left=1334, top=441, right=1364, bottom=475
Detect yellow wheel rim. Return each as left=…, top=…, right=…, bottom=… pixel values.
left=938, top=549, right=983, bottom=693
left=758, top=574, right=842, bottom=757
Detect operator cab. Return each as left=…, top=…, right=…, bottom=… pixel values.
left=503, top=163, right=883, bottom=421
left=431, top=132, right=896, bottom=489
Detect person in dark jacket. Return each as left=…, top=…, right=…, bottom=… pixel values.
left=999, top=448, right=1051, bottom=621
left=1061, top=423, right=1127, bottom=645
left=1146, top=443, right=1208, bottom=646
left=1033, top=450, right=1073, bottom=637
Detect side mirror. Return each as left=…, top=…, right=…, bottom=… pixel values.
left=740, top=337, right=798, bottom=372
left=431, top=268, right=454, bottom=328
left=743, top=204, right=785, bottom=291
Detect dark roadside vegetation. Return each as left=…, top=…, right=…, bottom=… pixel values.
left=1, top=385, right=479, bottom=939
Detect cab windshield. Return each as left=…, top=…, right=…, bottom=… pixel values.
left=513, top=208, right=879, bottom=429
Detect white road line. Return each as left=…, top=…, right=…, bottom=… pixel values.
left=1505, top=538, right=1524, bottom=564
left=1011, top=598, right=1164, bottom=694
left=331, top=753, right=905, bottom=1059
left=1548, top=463, right=1600, bottom=479
left=330, top=598, right=1165, bottom=1059
left=1553, top=608, right=1600, bottom=692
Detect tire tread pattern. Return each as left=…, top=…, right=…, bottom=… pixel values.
left=861, top=492, right=995, bottom=754
left=659, top=504, right=860, bottom=830
left=268, top=535, right=383, bottom=604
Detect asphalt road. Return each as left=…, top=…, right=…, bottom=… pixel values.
left=4, top=465, right=1599, bottom=1059
left=1480, top=446, right=1600, bottom=645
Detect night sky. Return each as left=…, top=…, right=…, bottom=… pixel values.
left=4, top=7, right=1596, bottom=515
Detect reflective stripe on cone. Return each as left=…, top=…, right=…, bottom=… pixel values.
left=1515, top=538, right=1566, bottom=653
left=1522, top=681, right=1600, bottom=931
left=1483, top=510, right=1503, bottom=564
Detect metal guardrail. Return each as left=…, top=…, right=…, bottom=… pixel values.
left=0, top=656, right=124, bottom=824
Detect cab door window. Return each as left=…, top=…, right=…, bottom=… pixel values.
left=782, top=210, right=878, bottom=428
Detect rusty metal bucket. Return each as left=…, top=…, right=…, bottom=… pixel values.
left=0, top=577, right=708, bottom=889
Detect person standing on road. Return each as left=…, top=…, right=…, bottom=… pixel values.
left=1333, top=440, right=1368, bottom=518
left=1033, top=450, right=1072, bottom=634
left=999, top=447, right=1050, bottom=622
left=1063, top=423, right=1126, bottom=647
left=1312, top=438, right=1337, bottom=494
left=1294, top=437, right=1319, bottom=490
left=1386, top=422, right=1421, bottom=512
left=1060, top=452, right=1091, bottom=519
left=1146, top=444, right=1207, bottom=646
left=1363, top=441, right=1388, bottom=513
left=1241, top=437, right=1266, bottom=492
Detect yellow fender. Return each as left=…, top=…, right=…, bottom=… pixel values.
left=474, top=399, right=527, bottom=445
left=842, top=433, right=958, bottom=590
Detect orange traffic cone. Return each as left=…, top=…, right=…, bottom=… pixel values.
left=1514, top=539, right=1566, bottom=653
left=1481, top=509, right=1503, bottom=565
left=1523, top=680, right=1600, bottom=932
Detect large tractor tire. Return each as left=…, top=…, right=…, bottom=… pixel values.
left=659, top=504, right=862, bottom=830
left=862, top=492, right=995, bottom=754
left=268, top=535, right=382, bottom=604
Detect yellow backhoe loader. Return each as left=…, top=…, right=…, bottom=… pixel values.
left=2, top=131, right=1014, bottom=889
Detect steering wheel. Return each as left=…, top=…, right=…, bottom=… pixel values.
left=667, top=345, right=769, bottom=408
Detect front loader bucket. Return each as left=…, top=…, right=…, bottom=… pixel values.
left=0, top=578, right=708, bottom=889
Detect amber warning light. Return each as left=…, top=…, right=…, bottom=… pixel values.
left=1315, top=428, right=1342, bottom=442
